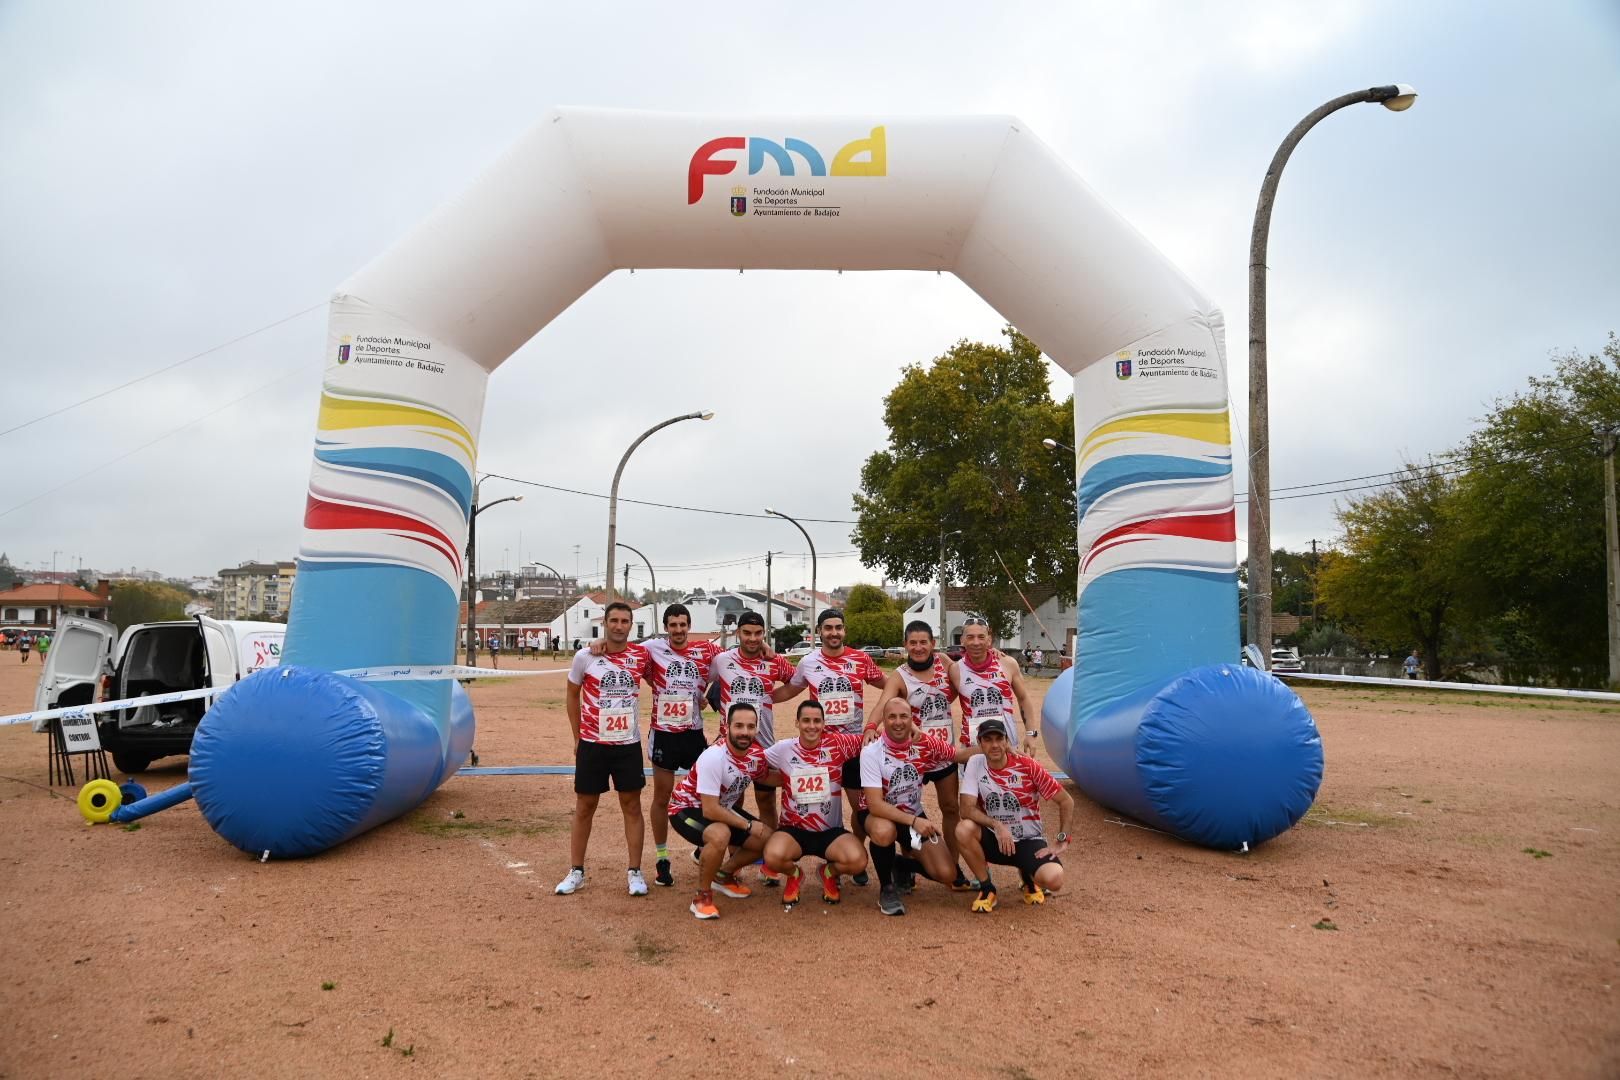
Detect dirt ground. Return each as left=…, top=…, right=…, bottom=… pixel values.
left=0, top=651, right=1616, bottom=1079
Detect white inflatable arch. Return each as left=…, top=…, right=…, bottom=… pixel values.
left=198, top=110, right=1317, bottom=859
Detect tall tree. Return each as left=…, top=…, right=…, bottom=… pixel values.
left=108, top=581, right=188, bottom=631
left=853, top=328, right=1075, bottom=642
left=1452, top=334, right=1620, bottom=673
left=1316, top=467, right=1469, bottom=679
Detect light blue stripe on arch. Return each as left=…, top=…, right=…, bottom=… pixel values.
left=1078, top=455, right=1230, bottom=520
left=313, top=447, right=472, bottom=516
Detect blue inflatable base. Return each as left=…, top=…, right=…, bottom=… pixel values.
left=189, top=666, right=475, bottom=858
left=1043, top=663, right=1322, bottom=850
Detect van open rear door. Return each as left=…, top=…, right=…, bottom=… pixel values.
left=32, top=616, right=116, bottom=729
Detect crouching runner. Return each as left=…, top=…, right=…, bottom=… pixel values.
left=956, top=717, right=1075, bottom=913
left=667, top=703, right=779, bottom=920
left=761, top=700, right=869, bottom=907
left=861, top=697, right=973, bottom=916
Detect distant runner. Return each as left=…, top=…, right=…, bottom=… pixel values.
left=956, top=717, right=1074, bottom=912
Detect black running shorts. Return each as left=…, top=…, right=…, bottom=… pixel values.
left=979, top=831, right=1061, bottom=877
left=671, top=805, right=757, bottom=849
left=574, top=739, right=646, bottom=795
left=649, top=728, right=708, bottom=772
left=780, top=825, right=850, bottom=861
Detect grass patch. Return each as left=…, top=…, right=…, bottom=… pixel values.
left=1312, top=919, right=1338, bottom=931
left=408, top=811, right=566, bottom=839
left=1302, top=804, right=1410, bottom=828
left=122, top=822, right=142, bottom=832
left=630, top=932, right=675, bottom=966
left=321, top=981, right=335, bottom=991
left=382, top=1028, right=393, bottom=1048
left=1521, top=847, right=1553, bottom=859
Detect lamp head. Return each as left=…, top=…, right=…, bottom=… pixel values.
left=699, top=411, right=716, bottom=421
left=1041, top=438, right=1058, bottom=450
left=1376, top=83, right=1417, bottom=111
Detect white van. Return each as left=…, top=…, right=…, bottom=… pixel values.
left=35, top=615, right=285, bottom=774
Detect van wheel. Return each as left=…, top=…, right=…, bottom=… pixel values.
left=112, top=751, right=152, bottom=775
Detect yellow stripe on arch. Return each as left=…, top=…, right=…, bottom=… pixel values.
left=1080, top=410, right=1230, bottom=463
left=317, top=394, right=476, bottom=458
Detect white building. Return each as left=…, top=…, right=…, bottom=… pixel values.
left=677, top=590, right=805, bottom=640
left=778, top=587, right=835, bottom=620
left=544, top=593, right=649, bottom=647
left=903, top=585, right=1075, bottom=656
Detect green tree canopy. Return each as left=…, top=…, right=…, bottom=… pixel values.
left=1451, top=334, right=1620, bottom=672
left=853, top=327, right=1075, bottom=642
left=109, top=581, right=188, bottom=631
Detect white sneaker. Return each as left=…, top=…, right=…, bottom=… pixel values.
left=554, top=868, right=585, bottom=895
left=627, top=869, right=648, bottom=897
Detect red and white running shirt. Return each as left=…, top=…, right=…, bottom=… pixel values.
left=956, top=650, right=1020, bottom=748
left=709, top=647, right=797, bottom=747
left=764, top=732, right=865, bottom=831
left=568, top=644, right=650, bottom=745
left=643, top=637, right=721, bottom=733
left=896, top=654, right=958, bottom=744
left=790, top=648, right=884, bottom=732
left=961, top=752, right=1061, bottom=842
left=858, top=733, right=957, bottom=817
left=667, top=741, right=770, bottom=815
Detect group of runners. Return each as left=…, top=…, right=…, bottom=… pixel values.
left=557, top=601, right=1075, bottom=919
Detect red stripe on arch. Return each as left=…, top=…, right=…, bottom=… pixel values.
left=304, top=496, right=458, bottom=556
left=1082, top=510, right=1235, bottom=573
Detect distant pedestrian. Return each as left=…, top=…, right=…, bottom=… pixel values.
left=489, top=634, right=501, bottom=669
left=37, top=634, right=50, bottom=660
left=18, top=634, right=31, bottom=663
left=1403, top=652, right=1420, bottom=680
left=1031, top=648, right=1044, bottom=672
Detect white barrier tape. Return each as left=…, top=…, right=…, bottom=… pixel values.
left=1, top=685, right=224, bottom=730
left=0, top=665, right=568, bottom=729
left=333, top=665, right=568, bottom=682
left=1278, top=671, right=1620, bottom=703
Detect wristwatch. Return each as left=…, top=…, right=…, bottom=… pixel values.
left=1056, top=832, right=1068, bottom=844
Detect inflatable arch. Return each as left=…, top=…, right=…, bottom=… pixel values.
left=188, top=109, right=1321, bottom=856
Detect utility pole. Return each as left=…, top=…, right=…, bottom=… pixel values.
left=1602, top=427, right=1620, bottom=688
left=765, top=551, right=774, bottom=643
left=1309, top=538, right=1320, bottom=624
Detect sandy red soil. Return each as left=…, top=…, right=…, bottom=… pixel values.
left=0, top=650, right=1616, bottom=1079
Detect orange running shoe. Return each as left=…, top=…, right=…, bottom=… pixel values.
left=712, top=873, right=752, bottom=899
left=758, top=865, right=783, bottom=887
left=819, top=864, right=842, bottom=905
left=781, top=866, right=803, bottom=906
left=690, top=890, right=720, bottom=920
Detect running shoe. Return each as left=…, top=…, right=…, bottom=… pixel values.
left=690, top=891, right=720, bottom=920
left=971, top=884, right=998, bottom=914
left=951, top=869, right=979, bottom=892
left=878, top=885, right=906, bottom=916
left=781, top=866, right=803, bottom=907
left=711, top=873, right=753, bottom=900
left=851, top=870, right=870, bottom=887
left=553, top=868, right=585, bottom=895
left=819, top=865, right=842, bottom=905
left=1021, top=882, right=1046, bottom=906
left=654, top=858, right=674, bottom=888
left=895, top=868, right=916, bottom=894
left=758, top=863, right=783, bottom=887
left=627, top=869, right=648, bottom=897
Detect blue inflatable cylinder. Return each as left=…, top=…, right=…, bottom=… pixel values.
left=1043, top=663, right=1322, bottom=849
left=108, top=781, right=194, bottom=824
left=188, top=665, right=475, bottom=857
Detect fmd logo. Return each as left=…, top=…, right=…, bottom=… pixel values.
left=688, top=127, right=887, bottom=204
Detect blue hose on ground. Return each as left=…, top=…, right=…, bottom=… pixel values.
left=108, top=781, right=195, bottom=824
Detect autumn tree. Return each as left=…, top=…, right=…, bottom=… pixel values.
left=853, top=328, right=1075, bottom=643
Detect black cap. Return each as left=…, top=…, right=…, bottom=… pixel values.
left=975, top=718, right=1010, bottom=740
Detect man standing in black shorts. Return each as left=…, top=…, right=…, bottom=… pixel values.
left=556, top=602, right=651, bottom=897
left=956, top=717, right=1074, bottom=912
left=637, top=604, right=721, bottom=886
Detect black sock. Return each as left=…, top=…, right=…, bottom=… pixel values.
left=980, top=871, right=994, bottom=890
left=869, top=841, right=896, bottom=887
left=572, top=865, right=584, bottom=872
left=896, top=855, right=923, bottom=877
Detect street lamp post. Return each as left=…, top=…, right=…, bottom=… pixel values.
left=465, top=478, right=523, bottom=667
left=1248, top=84, right=1416, bottom=667
left=526, top=559, right=569, bottom=653
left=938, top=528, right=963, bottom=643
left=606, top=411, right=715, bottom=602
left=765, top=508, right=816, bottom=634
left=616, top=542, right=657, bottom=635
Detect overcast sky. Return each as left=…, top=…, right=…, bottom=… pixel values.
left=3, top=1, right=1617, bottom=598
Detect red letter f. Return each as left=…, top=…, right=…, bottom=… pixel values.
left=688, top=137, right=744, bottom=205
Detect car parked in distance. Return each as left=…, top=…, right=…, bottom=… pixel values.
left=883, top=646, right=906, bottom=659
left=945, top=644, right=966, bottom=661
left=1269, top=647, right=1304, bottom=674
left=785, top=640, right=817, bottom=658
left=860, top=646, right=886, bottom=661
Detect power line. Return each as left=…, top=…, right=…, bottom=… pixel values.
left=480, top=470, right=870, bottom=525
left=0, top=302, right=325, bottom=439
